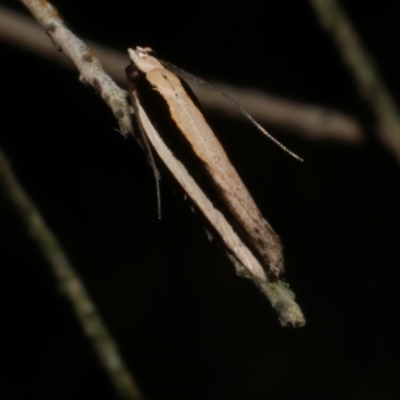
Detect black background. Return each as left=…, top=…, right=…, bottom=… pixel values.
left=1, top=1, right=400, bottom=399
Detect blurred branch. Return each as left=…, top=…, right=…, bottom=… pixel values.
left=0, top=5, right=363, bottom=145
left=309, top=0, right=400, bottom=163
left=0, top=146, right=144, bottom=400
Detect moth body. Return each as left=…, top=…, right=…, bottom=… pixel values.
left=126, top=47, right=285, bottom=279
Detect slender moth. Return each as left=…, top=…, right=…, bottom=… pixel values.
left=125, top=46, right=299, bottom=281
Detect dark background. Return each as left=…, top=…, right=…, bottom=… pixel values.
left=1, top=1, right=400, bottom=399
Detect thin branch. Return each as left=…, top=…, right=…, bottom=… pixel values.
left=0, top=5, right=363, bottom=145
left=14, top=0, right=134, bottom=138
left=229, top=255, right=305, bottom=327
left=259, top=281, right=304, bottom=328
left=0, top=147, right=144, bottom=400
left=309, top=0, right=400, bottom=163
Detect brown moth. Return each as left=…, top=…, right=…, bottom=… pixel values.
left=125, top=46, right=300, bottom=281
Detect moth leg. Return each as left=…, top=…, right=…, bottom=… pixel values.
left=132, top=95, right=162, bottom=219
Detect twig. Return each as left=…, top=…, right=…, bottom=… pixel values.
left=309, top=0, right=400, bottom=162
left=229, top=255, right=305, bottom=327
left=0, top=147, right=144, bottom=400
left=259, top=281, right=304, bottom=328
left=0, top=5, right=363, bottom=145
left=15, top=0, right=134, bottom=138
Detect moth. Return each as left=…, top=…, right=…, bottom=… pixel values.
left=125, top=46, right=301, bottom=282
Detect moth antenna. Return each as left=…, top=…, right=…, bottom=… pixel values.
left=160, top=60, right=303, bottom=162
left=131, top=92, right=162, bottom=219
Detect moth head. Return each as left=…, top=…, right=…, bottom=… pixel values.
left=125, top=63, right=140, bottom=87
left=136, top=46, right=154, bottom=56
left=127, top=47, right=162, bottom=74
